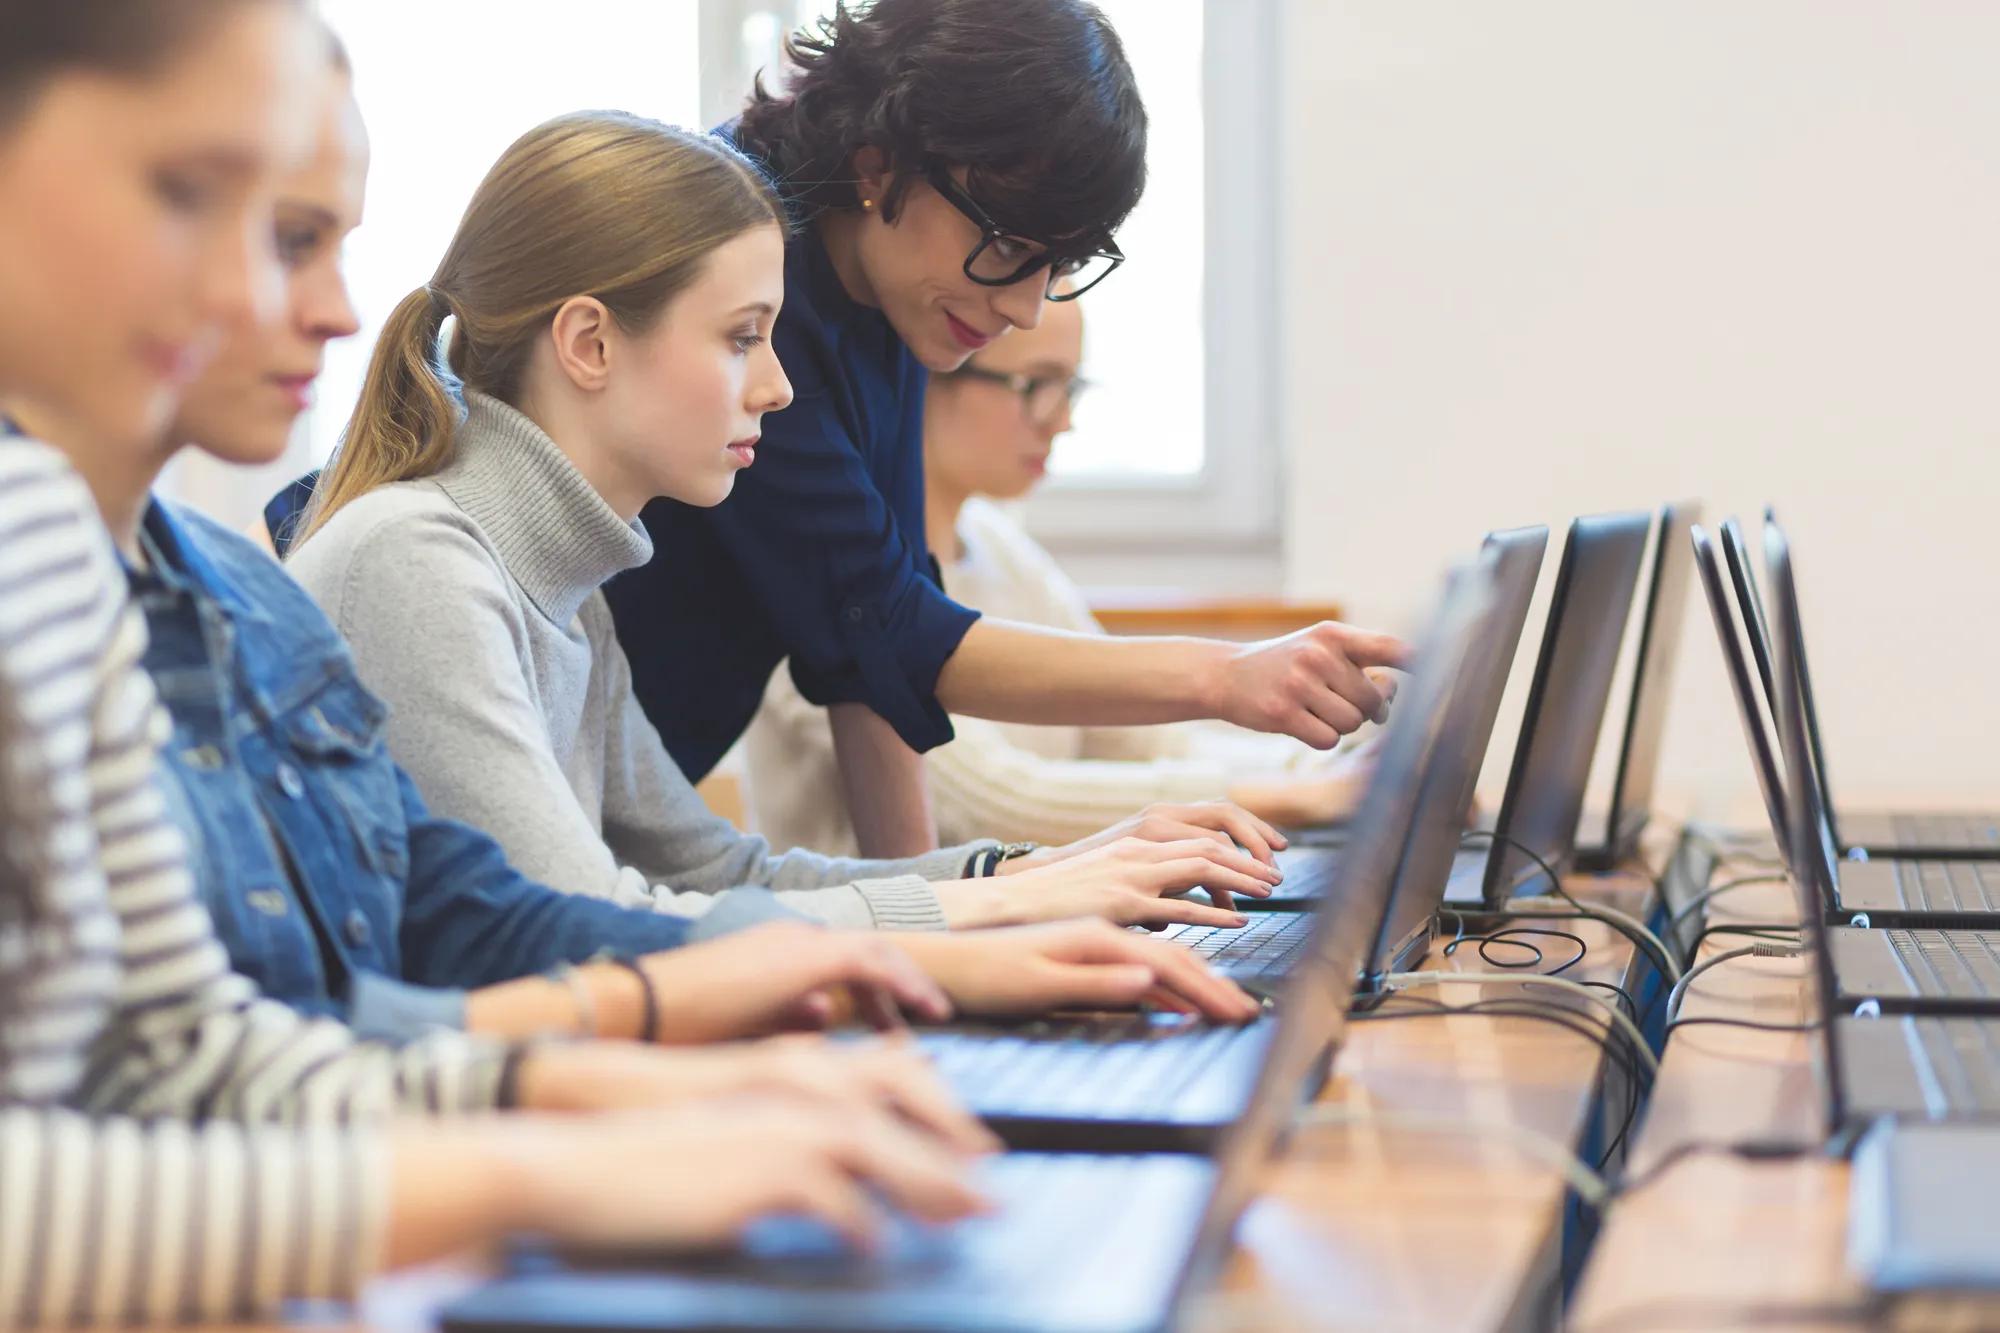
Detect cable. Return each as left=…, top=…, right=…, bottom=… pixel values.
left=1459, top=831, right=1686, bottom=984
left=1383, top=970, right=1659, bottom=1076
left=1294, top=1102, right=1612, bottom=1210
left=1664, top=872, right=1790, bottom=938
left=1663, top=1015, right=1821, bottom=1036
left=1441, top=920, right=1590, bottom=975
left=1355, top=995, right=1654, bottom=1175
left=1662, top=941, right=1801, bottom=1026
left=1609, top=1137, right=1824, bottom=1200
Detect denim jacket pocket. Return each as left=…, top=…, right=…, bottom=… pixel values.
left=278, top=678, right=412, bottom=881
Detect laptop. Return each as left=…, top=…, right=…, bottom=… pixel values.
left=1440, top=510, right=1651, bottom=909
left=1573, top=501, right=1702, bottom=871
left=916, top=568, right=1497, bottom=1153
left=1229, top=526, right=1547, bottom=975
left=1699, top=520, right=2000, bottom=932
left=438, top=958, right=1332, bottom=1333
left=430, top=589, right=1498, bottom=1333
left=1850, top=1119, right=2000, bottom=1323
left=1721, top=514, right=2000, bottom=859
left=1762, top=521, right=2000, bottom=1137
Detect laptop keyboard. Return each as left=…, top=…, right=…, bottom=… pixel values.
left=917, top=1017, right=1267, bottom=1120
left=1886, top=930, right=2000, bottom=999
left=1891, top=814, right=2000, bottom=851
left=1910, top=1018, right=2000, bottom=1115
left=1172, top=912, right=1317, bottom=980
left=1898, top=861, right=2000, bottom=914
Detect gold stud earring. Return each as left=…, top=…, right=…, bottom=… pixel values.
left=861, top=197, right=875, bottom=211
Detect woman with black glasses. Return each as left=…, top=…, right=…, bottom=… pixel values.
left=606, top=0, right=1408, bottom=856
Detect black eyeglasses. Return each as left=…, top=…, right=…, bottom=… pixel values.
left=922, top=162, right=1123, bottom=301
left=943, top=365, right=1092, bottom=426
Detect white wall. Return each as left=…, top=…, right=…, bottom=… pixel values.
left=1281, top=1, right=2000, bottom=820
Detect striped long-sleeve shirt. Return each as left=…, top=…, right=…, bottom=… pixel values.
left=0, top=440, right=515, bottom=1324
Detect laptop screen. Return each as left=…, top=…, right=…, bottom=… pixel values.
left=1692, top=524, right=1789, bottom=851
left=1178, top=562, right=1495, bottom=1294
left=1764, top=518, right=1849, bottom=1136
left=1483, top=511, right=1651, bottom=900
left=1371, top=525, right=1547, bottom=968
left=1601, top=500, right=1702, bottom=855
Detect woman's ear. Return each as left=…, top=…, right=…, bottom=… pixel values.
left=851, top=145, right=891, bottom=215
left=547, top=296, right=613, bottom=392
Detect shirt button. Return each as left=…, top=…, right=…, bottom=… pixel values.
left=246, top=888, right=288, bottom=917
left=343, top=911, right=371, bottom=947
left=276, top=763, right=305, bottom=799
left=844, top=606, right=865, bottom=624
left=181, top=744, right=224, bottom=771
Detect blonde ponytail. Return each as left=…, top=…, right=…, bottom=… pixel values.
left=294, top=110, right=781, bottom=545
left=297, top=284, right=456, bottom=543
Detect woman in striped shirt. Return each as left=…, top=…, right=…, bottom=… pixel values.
left=0, top=3, right=985, bottom=1321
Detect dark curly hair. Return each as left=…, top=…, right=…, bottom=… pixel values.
left=737, top=0, right=1147, bottom=254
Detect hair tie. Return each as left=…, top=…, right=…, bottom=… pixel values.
left=425, top=285, right=451, bottom=317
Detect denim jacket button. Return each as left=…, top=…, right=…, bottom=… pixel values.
left=343, top=911, right=371, bottom=947
left=276, top=763, right=305, bottom=799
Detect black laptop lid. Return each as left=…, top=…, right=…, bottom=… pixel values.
left=1692, top=524, right=1790, bottom=853
left=1723, top=513, right=1847, bottom=851
left=1599, top=500, right=1702, bottom=858
left=1369, top=525, right=1547, bottom=967
left=1483, top=511, right=1651, bottom=901
left=1765, top=518, right=1849, bottom=1136
left=1176, top=562, right=1497, bottom=1301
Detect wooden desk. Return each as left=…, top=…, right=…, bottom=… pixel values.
left=1195, top=872, right=1654, bottom=1332
left=1090, top=596, right=1348, bottom=643
left=1567, top=879, right=1866, bottom=1333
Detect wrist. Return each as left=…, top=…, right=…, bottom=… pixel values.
left=933, top=879, right=1016, bottom=929
left=1188, top=638, right=1235, bottom=719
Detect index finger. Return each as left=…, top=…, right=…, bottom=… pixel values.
left=1340, top=627, right=1412, bottom=670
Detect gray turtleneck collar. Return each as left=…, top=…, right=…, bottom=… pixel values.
left=434, top=390, right=653, bottom=627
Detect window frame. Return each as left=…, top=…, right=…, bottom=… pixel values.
left=1017, top=0, right=1283, bottom=564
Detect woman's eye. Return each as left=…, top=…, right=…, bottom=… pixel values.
left=991, top=236, right=1035, bottom=264
left=153, top=170, right=217, bottom=214
left=275, top=227, right=320, bottom=267
left=733, top=332, right=766, bottom=353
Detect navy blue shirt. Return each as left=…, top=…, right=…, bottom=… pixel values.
left=602, top=218, right=981, bottom=783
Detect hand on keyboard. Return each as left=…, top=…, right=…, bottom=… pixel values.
left=1001, top=800, right=1291, bottom=870
left=894, top=919, right=1263, bottom=1024
left=950, top=835, right=1278, bottom=928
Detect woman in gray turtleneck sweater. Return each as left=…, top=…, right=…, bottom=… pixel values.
left=289, top=112, right=1288, bottom=936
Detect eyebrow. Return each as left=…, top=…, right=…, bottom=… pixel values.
left=730, top=301, right=777, bottom=318
left=166, top=145, right=270, bottom=179
left=276, top=202, right=339, bottom=228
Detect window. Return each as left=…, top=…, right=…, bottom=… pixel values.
left=308, top=1, right=705, bottom=466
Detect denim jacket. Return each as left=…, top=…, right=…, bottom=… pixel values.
left=133, top=498, right=707, bottom=1036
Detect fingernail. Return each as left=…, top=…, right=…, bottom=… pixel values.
left=1232, top=914, right=1249, bottom=926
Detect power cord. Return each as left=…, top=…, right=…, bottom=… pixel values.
left=1382, top=970, right=1659, bottom=1076
left=1459, top=831, right=1684, bottom=984
left=1662, top=941, right=1802, bottom=1026
left=1439, top=910, right=1590, bottom=975
left=1663, top=1015, right=1822, bottom=1037
left=1355, top=994, right=1653, bottom=1173
left=1609, top=1136, right=1825, bottom=1200
left=1294, top=1101, right=1613, bottom=1210
left=1663, top=873, right=1790, bottom=941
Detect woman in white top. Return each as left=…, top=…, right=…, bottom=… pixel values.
left=748, top=297, right=1377, bottom=854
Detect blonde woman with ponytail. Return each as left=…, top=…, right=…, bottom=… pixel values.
left=286, top=111, right=1295, bottom=954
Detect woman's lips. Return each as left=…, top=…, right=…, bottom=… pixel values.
left=269, top=373, right=318, bottom=412
left=945, top=310, right=995, bottom=351
left=726, top=437, right=758, bottom=467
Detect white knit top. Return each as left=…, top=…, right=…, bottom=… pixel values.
left=745, top=498, right=1322, bottom=853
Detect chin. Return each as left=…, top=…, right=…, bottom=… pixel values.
left=195, top=433, right=291, bottom=469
